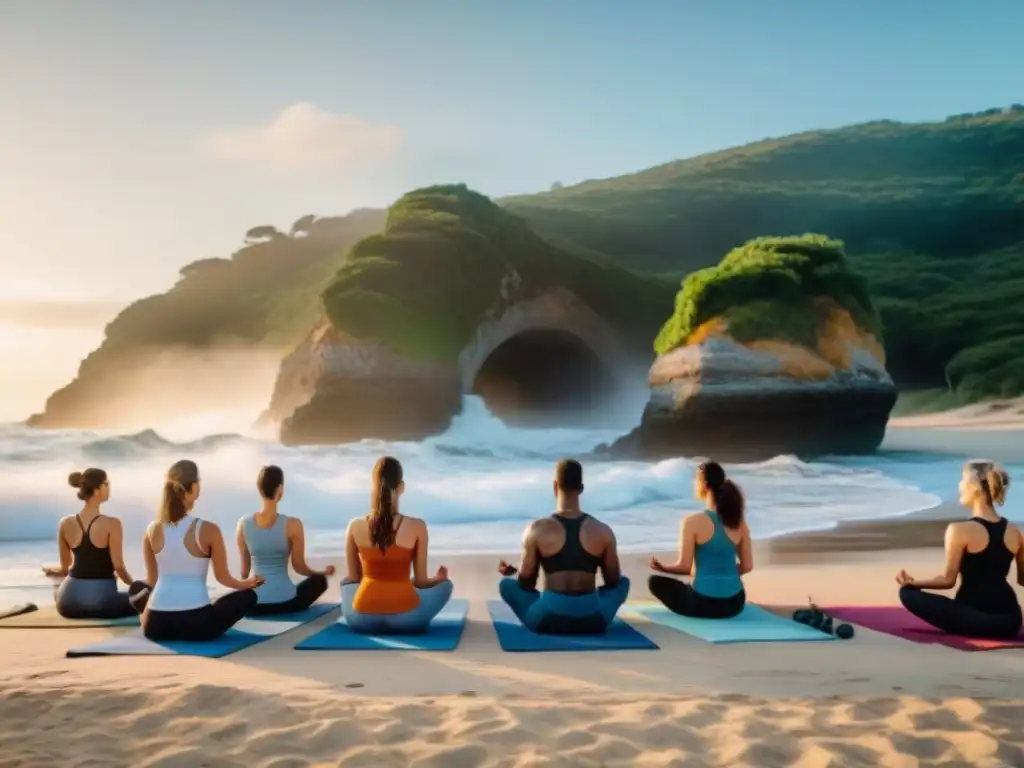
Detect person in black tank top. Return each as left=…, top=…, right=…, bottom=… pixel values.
left=45, top=469, right=141, bottom=620
left=497, top=459, right=631, bottom=634
left=897, top=461, right=1023, bottom=640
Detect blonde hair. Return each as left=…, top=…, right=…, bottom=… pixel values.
left=160, top=459, right=200, bottom=524
left=964, top=459, right=1011, bottom=506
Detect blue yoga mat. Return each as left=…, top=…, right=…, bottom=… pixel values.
left=295, top=599, right=469, bottom=651
left=65, top=602, right=339, bottom=658
left=487, top=600, right=658, bottom=652
left=627, top=603, right=837, bottom=644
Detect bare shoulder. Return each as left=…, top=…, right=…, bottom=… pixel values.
left=346, top=516, right=366, bottom=533
left=200, top=520, right=222, bottom=537
left=57, top=514, right=76, bottom=529
left=584, top=514, right=614, bottom=536
left=286, top=516, right=304, bottom=533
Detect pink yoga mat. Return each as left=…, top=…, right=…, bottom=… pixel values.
left=826, top=606, right=1024, bottom=651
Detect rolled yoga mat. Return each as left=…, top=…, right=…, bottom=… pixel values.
left=65, top=602, right=339, bottom=658
left=487, top=600, right=658, bottom=652
left=626, top=603, right=838, bottom=644
left=295, top=599, right=469, bottom=651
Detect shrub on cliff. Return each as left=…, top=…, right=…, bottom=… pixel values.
left=653, top=235, right=881, bottom=355
left=321, top=185, right=677, bottom=364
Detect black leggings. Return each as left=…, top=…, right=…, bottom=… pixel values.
left=649, top=575, right=746, bottom=619
left=247, top=574, right=328, bottom=616
left=899, top=586, right=1023, bottom=640
left=55, top=577, right=136, bottom=620
left=133, top=584, right=259, bottom=642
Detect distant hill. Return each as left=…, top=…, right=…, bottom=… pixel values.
left=29, top=106, right=1024, bottom=425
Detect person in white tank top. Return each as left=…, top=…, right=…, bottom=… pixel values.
left=133, top=460, right=263, bottom=642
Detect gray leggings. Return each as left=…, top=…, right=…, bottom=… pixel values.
left=55, top=577, right=135, bottom=620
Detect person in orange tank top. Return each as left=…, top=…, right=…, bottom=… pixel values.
left=339, top=456, right=452, bottom=633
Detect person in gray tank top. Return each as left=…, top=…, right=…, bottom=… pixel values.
left=648, top=461, right=753, bottom=619
left=237, top=466, right=334, bottom=616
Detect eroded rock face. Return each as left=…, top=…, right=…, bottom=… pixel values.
left=599, top=310, right=897, bottom=461
left=262, top=286, right=643, bottom=445
left=260, top=322, right=461, bottom=446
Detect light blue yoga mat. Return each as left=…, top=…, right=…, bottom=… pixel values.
left=487, top=600, right=658, bottom=652
left=65, top=602, right=339, bottom=658
left=627, top=603, right=837, bottom=644
left=295, top=599, right=469, bottom=651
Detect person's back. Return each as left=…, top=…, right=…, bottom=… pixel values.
left=497, top=459, right=630, bottom=634
left=352, top=516, right=419, bottom=614
left=692, top=510, right=744, bottom=599
left=68, top=514, right=116, bottom=580
left=956, top=517, right=1020, bottom=615
left=148, top=516, right=211, bottom=612
left=242, top=512, right=294, bottom=604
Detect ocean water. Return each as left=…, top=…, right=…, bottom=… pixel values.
left=1, top=395, right=1017, bottom=611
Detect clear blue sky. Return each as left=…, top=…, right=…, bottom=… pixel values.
left=1, top=0, right=1021, bottom=301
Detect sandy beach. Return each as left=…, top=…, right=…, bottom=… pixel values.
left=3, top=422, right=1024, bottom=767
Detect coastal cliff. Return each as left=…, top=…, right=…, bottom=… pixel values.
left=600, top=235, right=897, bottom=461
left=262, top=187, right=666, bottom=443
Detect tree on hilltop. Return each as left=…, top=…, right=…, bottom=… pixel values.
left=244, top=225, right=284, bottom=244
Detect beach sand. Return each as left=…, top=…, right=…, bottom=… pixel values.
left=3, top=424, right=1024, bottom=766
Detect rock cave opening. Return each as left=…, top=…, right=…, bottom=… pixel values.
left=471, top=329, right=619, bottom=427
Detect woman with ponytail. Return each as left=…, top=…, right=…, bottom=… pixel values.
left=896, top=460, right=1022, bottom=639
left=136, top=459, right=263, bottom=641
left=648, top=461, right=753, bottom=619
left=44, top=468, right=139, bottom=619
left=340, top=456, right=452, bottom=633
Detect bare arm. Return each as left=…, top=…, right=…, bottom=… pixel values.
left=287, top=518, right=319, bottom=577
left=142, top=526, right=159, bottom=586
left=516, top=523, right=541, bottom=591
left=908, top=524, right=963, bottom=590
left=43, top=519, right=73, bottom=577
left=600, top=525, right=622, bottom=588
left=343, top=520, right=362, bottom=584
left=736, top=523, right=754, bottom=576
left=1016, top=529, right=1024, bottom=587
left=663, top=517, right=696, bottom=576
left=107, top=520, right=133, bottom=586
left=236, top=521, right=251, bottom=579
left=205, top=523, right=256, bottom=591
left=412, top=523, right=446, bottom=588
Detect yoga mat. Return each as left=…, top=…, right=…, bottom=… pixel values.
left=487, top=601, right=658, bottom=652
left=0, top=603, right=140, bottom=628
left=295, top=599, right=468, bottom=651
left=826, top=605, right=1024, bottom=651
left=66, top=602, right=338, bottom=658
left=627, top=603, right=837, bottom=644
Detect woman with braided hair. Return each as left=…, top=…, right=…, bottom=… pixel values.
left=897, top=460, right=1022, bottom=639
left=648, top=461, right=753, bottom=619
left=133, top=459, right=262, bottom=641
left=340, top=456, right=452, bottom=633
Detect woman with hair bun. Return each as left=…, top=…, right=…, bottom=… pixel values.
left=136, top=459, right=263, bottom=641
left=648, top=461, right=753, bottom=619
left=43, top=468, right=138, bottom=619
left=897, top=460, right=1022, bottom=639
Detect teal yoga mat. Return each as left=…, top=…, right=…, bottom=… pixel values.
left=628, top=603, right=837, bottom=644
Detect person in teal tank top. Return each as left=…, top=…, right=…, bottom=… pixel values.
left=648, top=461, right=753, bottom=619
left=236, top=466, right=335, bottom=616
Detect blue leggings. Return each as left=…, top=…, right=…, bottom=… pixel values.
left=499, top=577, right=631, bottom=634
left=340, top=580, right=453, bottom=634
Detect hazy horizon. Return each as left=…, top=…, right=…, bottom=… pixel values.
left=3, top=0, right=1023, bottom=422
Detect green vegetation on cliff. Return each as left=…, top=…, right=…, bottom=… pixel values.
left=653, top=235, right=881, bottom=355
left=505, top=108, right=1024, bottom=401
left=321, top=185, right=676, bottom=364
left=95, top=211, right=384, bottom=355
